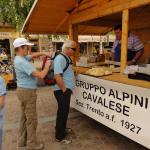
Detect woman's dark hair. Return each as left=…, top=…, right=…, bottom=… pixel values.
left=114, top=24, right=122, bottom=31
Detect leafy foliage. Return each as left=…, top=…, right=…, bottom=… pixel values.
left=0, top=0, right=34, bottom=31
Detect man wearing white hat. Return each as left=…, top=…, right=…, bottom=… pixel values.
left=13, top=37, right=51, bottom=150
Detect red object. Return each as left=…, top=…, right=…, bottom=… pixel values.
left=42, top=56, right=48, bottom=70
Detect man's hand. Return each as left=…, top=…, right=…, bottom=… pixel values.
left=32, top=60, right=51, bottom=79
left=54, top=74, right=66, bottom=92
left=62, top=88, right=67, bottom=93
left=45, top=60, right=51, bottom=69
left=127, top=60, right=135, bottom=66
left=127, top=49, right=143, bottom=66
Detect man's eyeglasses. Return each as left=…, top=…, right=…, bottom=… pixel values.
left=70, top=47, right=76, bottom=51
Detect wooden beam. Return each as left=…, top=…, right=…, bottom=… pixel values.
left=70, top=0, right=150, bottom=24
left=81, top=19, right=121, bottom=27
left=53, top=14, right=69, bottom=33
left=69, top=23, right=79, bottom=65
left=120, top=9, right=129, bottom=73
left=129, top=5, right=150, bottom=30
left=69, top=23, right=73, bottom=40
left=53, top=0, right=85, bottom=34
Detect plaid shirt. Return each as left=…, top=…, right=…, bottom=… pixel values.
left=112, top=33, right=144, bottom=53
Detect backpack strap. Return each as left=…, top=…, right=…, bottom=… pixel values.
left=59, top=53, right=72, bottom=73
left=42, top=56, right=48, bottom=70
left=51, top=51, right=60, bottom=60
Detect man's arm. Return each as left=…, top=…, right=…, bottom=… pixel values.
left=54, top=74, right=66, bottom=92
left=32, top=60, right=51, bottom=79
left=53, top=55, right=67, bottom=92
left=127, top=48, right=144, bottom=65
left=31, top=52, right=54, bottom=59
left=128, top=34, right=144, bottom=65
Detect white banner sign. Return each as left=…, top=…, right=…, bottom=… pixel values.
left=71, top=74, right=150, bottom=149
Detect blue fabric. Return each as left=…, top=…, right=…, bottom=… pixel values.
left=52, top=54, right=75, bottom=91
left=14, top=56, right=37, bottom=89
left=0, top=77, right=6, bottom=150
left=0, top=128, right=2, bottom=150
left=114, top=43, right=138, bottom=62
left=0, top=107, right=5, bottom=150
left=0, top=77, right=6, bottom=96
left=114, top=43, right=121, bottom=62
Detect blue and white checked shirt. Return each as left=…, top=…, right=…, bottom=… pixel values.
left=112, top=33, right=144, bottom=53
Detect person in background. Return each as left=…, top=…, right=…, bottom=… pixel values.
left=52, top=40, right=77, bottom=144
left=111, top=24, right=144, bottom=65
left=0, top=77, right=6, bottom=149
left=0, top=48, right=8, bottom=64
left=13, top=37, right=51, bottom=150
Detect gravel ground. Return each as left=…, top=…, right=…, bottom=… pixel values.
left=2, top=87, right=148, bottom=150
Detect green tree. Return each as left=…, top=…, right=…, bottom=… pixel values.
left=0, top=0, right=34, bottom=31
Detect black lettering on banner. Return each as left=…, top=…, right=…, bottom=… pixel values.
left=77, top=80, right=149, bottom=112
left=94, top=85, right=99, bottom=92
left=123, top=105, right=130, bottom=117
left=109, top=100, right=115, bottom=111
left=115, top=103, right=122, bottom=113
left=109, top=89, right=115, bottom=98
left=76, top=80, right=79, bottom=87
left=145, top=98, right=149, bottom=109
left=134, top=95, right=144, bottom=108
left=81, top=81, right=84, bottom=88
left=76, top=99, right=84, bottom=107
left=116, top=90, right=122, bottom=100
left=90, top=84, right=94, bottom=91
left=130, top=94, right=134, bottom=104
left=92, top=95, right=98, bottom=103
left=130, top=124, right=136, bottom=132
left=97, top=97, right=103, bottom=105
left=106, top=114, right=110, bottom=120
left=100, top=86, right=106, bottom=95
left=83, top=91, right=87, bottom=99
left=85, top=82, right=89, bottom=90
left=87, top=93, right=92, bottom=101
left=111, top=115, right=115, bottom=122
left=121, top=120, right=142, bottom=134
left=122, top=92, right=130, bottom=101
left=100, top=111, right=104, bottom=117
left=82, top=91, right=130, bottom=117
left=103, top=98, right=108, bottom=108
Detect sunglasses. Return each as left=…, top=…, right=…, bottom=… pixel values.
left=70, top=47, right=76, bottom=51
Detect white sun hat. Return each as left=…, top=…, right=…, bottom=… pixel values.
left=13, top=38, right=34, bottom=48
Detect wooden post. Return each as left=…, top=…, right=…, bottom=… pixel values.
left=120, top=9, right=129, bottom=73
left=69, top=23, right=79, bottom=66
left=38, top=35, right=42, bottom=52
